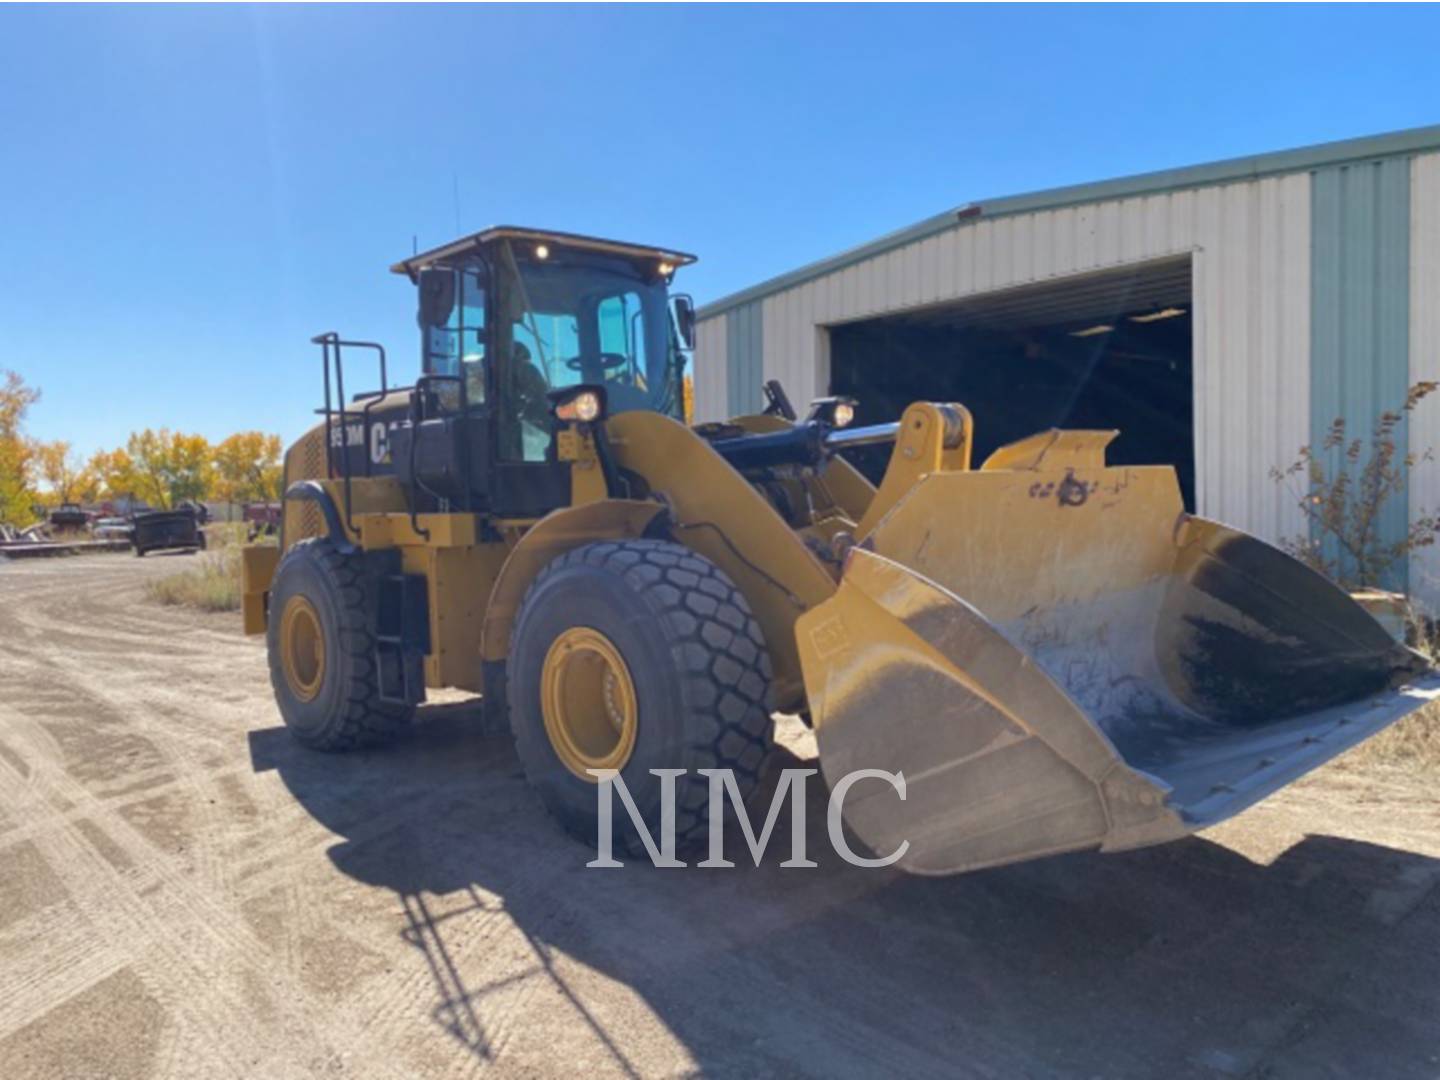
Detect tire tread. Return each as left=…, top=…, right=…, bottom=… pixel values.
left=269, top=539, right=413, bottom=751
left=510, top=539, right=773, bottom=850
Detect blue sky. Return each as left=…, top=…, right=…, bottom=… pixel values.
left=4, top=3, right=1440, bottom=456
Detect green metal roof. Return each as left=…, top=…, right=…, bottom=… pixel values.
left=699, top=123, right=1440, bottom=320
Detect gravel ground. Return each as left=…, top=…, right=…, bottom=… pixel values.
left=1, top=553, right=1438, bottom=1079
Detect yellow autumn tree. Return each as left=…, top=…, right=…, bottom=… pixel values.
left=34, top=439, right=95, bottom=506
left=212, top=431, right=283, bottom=508
left=0, top=437, right=36, bottom=527
left=88, top=447, right=141, bottom=504
left=125, top=429, right=213, bottom=510
left=0, top=369, right=41, bottom=526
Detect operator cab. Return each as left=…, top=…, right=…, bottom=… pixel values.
left=388, top=227, right=697, bottom=517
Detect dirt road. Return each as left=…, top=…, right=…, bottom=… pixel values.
left=1, top=554, right=1438, bottom=1079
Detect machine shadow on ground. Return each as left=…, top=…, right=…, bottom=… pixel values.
left=249, top=701, right=1440, bottom=1079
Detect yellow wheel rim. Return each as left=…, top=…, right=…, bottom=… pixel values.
left=541, top=627, right=638, bottom=781
left=279, top=595, right=326, bottom=703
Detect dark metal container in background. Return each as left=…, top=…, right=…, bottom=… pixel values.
left=132, top=509, right=206, bottom=557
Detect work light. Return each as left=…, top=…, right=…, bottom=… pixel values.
left=807, top=396, right=858, bottom=428
left=553, top=388, right=604, bottom=423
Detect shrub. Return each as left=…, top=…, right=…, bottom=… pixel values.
left=1272, top=381, right=1439, bottom=590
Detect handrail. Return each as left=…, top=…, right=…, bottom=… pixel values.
left=310, top=333, right=389, bottom=538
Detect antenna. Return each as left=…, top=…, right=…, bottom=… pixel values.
left=412, top=234, right=418, bottom=256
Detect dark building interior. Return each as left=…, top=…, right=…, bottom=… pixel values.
left=828, top=257, right=1197, bottom=509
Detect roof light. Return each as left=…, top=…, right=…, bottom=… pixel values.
left=1129, top=307, right=1186, bottom=324
left=658, top=261, right=675, bottom=277
left=535, top=244, right=550, bottom=260
left=1069, top=324, right=1114, bottom=338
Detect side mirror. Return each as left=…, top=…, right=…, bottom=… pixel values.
left=671, top=294, right=697, bottom=351
left=417, top=268, right=456, bottom=328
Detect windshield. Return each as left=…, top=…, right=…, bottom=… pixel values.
left=496, top=241, right=684, bottom=460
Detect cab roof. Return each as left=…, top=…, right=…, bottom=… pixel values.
left=390, top=226, right=697, bottom=278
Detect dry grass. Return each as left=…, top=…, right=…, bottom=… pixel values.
left=144, top=524, right=272, bottom=614
left=204, top=521, right=250, bottom=549
left=1346, top=618, right=1440, bottom=772
left=146, top=546, right=244, bottom=612
left=1349, top=699, right=1440, bottom=771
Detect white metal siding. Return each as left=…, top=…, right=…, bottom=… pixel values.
left=1410, top=153, right=1440, bottom=613
left=693, top=313, right=728, bottom=423
left=748, top=176, right=1311, bottom=543
left=725, top=302, right=765, bottom=415
left=1196, top=175, right=1312, bottom=546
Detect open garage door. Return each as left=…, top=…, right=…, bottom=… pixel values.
left=829, top=256, right=1195, bottom=509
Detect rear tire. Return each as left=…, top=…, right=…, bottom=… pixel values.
left=267, top=538, right=414, bottom=750
left=507, top=539, right=774, bottom=856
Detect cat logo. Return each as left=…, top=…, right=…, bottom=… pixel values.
left=370, top=421, right=391, bottom=465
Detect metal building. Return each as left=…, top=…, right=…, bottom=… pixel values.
left=694, top=125, right=1440, bottom=609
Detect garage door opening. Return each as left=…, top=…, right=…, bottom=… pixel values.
left=829, top=257, right=1195, bottom=509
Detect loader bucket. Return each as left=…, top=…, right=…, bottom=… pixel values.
left=796, top=444, right=1439, bottom=876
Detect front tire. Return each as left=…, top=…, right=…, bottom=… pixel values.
left=507, top=539, right=774, bottom=855
left=267, top=539, right=414, bottom=750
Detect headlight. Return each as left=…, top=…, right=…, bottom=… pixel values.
left=554, top=389, right=603, bottom=423
left=806, top=396, right=858, bottom=428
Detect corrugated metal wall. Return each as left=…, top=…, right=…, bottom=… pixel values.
left=692, top=299, right=766, bottom=422
left=1311, top=158, right=1413, bottom=589
left=693, top=310, right=728, bottom=423
left=692, top=138, right=1440, bottom=598
left=729, top=175, right=1313, bottom=544
left=726, top=301, right=765, bottom=418
left=1193, top=176, right=1312, bottom=545
left=1411, top=153, right=1440, bottom=612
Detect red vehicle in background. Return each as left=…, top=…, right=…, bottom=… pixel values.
left=244, top=502, right=281, bottom=541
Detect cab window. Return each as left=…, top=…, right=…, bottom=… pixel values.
left=496, top=244, right=681, bottom=461
left=506, top=313, right=577, bottom=461
left=422, top=266, right=486, bottom=406
left=597, top=292, right=647, bottom=386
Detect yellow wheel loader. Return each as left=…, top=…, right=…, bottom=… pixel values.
left=242, top=226, right=1440, bottom=872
